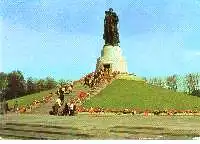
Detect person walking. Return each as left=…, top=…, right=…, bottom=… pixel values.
left=14, top=100, right=19, bottom=113
left=63, top=103, right=69, bottom=116
left=59, top=88, right=64, bottom=105
left=56, top=97, right=62, bottom=107
left=69, top=102, right=74, bottom=116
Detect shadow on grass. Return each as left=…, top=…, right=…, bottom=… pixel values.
left=5, top=122, right=79, bottom=130
left=111, top=126, right=165, bottom=130
left=1, top=123, right=95, bottom=139
left=0, top=133, right=53, bottom=140
left=109, top=126, right=200, bottom=138
left=1, top=127, right=95, bottom=139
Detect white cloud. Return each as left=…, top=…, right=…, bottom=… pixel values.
left=194, top=51, right=200, bottom=56
left=184, top=50, right=200, bottom=57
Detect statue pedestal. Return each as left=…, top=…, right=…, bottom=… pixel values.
left=96, top=45, right=128, bottom=73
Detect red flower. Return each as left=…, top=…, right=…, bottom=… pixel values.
left=77, top=91, right=88, bottom=100
left=144, top=111, right=148, bottom=116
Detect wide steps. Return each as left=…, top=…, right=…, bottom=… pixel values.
left=0, top=122, right=95, bottom=140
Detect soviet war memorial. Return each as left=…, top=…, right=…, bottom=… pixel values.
left=96, top=8, right=128, bottom=74
left=1, top=1, right=200, bottom=141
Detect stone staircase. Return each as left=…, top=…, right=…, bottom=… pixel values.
left=27, top=73, right=116, bottom=114
left=82, top=75, right=116, bottom=101
left=28, top=82, right=90, bottom=115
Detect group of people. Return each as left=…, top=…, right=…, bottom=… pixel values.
left=55, top=82, right=74, bottom=103
left=62, top=102, right=76, bottom=116
left=83, top=68, right=120, bottom=89
left=49, top=81, right=76, bottom=116
left=56, top=82, right=73, bottom=95
left=83, top=70, right=103, bottom=88
left=49, top=100, right=76, bottom=116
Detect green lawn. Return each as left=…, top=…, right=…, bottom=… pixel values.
left=116, top=74, right=145, bottom=81
left=6, top=81, right=90, bottom=110
left=1, top=114, right=200, bottom=139
left=83, top=79, right=200, bottom=110
left=7, top=89, right=56, bottom=108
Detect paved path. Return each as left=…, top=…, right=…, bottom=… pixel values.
left=29, top=82, right=90, bottom=115
left=28, top=81, right=109, bottom=115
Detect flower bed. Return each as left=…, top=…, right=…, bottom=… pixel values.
left=16, top=93, right=54, bottom=113
left=74, top=107, right=200, bottom=116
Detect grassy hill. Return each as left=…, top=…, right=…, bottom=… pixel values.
left=115, top=74, right=145, bottom=81
left=7, top=89, right=56, bottom=107
left=83, top=79, right=200, bottom=110
left=6, top=81, right=90, bottom=113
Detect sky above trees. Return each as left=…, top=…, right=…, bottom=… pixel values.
left=1, top=0, right=200, bottom=80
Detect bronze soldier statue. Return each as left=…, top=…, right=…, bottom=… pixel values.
left=103, top=8, right=120, bottom=46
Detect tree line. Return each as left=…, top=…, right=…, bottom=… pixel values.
left=0, top=70, right=70, bottom=101
left=146, top=73, right=200, bottom=96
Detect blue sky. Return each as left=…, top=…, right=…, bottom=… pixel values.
left=1, top=0, right=200, bottom=80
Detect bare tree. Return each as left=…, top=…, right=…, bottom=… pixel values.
left=185, top=73, right=199, bottom=94
left=166, top=75, right=178, bottom=91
